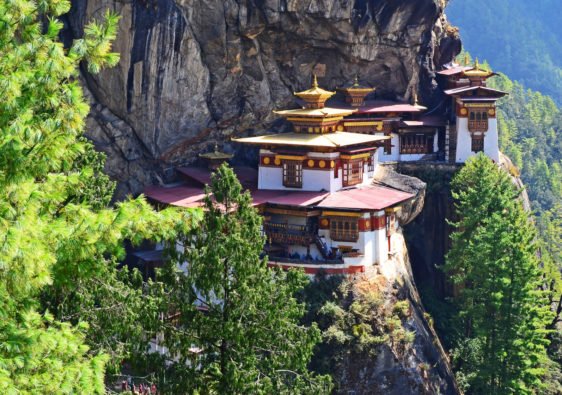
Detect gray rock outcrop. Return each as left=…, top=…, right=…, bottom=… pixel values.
left=66, top=0, right=460, bottom=198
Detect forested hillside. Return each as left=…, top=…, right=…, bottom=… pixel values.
left=447, top=0, right=562, bottom=104
left=488, top=73, right=561, bottom=213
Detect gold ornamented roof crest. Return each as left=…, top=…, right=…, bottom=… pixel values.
left=337, top=75, right=375, bottom=107
left=463, top=58, right=493, bottom=78
left=199, top=143, right=233, bottom=160
left=294, top=75, right=336, bottom=109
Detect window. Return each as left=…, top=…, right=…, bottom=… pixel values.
left=468, top=110, right=488, bottom=132
left=471, top=134, right=484, bottom=152
left=342, top=159, right=363, bottom=186
left=330, top=217, right=359, bottom=242
left=400, top=134, right=433, bottom=154
left=282, top=160, right=303, bottom=188
left=367, top=154, right=374, bottom=172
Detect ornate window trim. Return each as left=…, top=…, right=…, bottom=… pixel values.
left=282, top=160, right=303, bottom=188
left=399, top=133, right=434, bottom=155
left=471, top=134, right=484, bottom=153
left=329, top=217, right=359, bottom=242
left=342, top=159, right=363, bottom=187
left=468, top=110, right=488, bottom=132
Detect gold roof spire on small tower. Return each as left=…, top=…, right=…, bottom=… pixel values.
left=412, top=89, right=427, bottom=110
left=463, top=57, right=493, bottom=78
left=337, top=74, right=375, bottom=107
left=464, top=53, right=470, bottom=66
left=294, top=74, right=336, bottom=109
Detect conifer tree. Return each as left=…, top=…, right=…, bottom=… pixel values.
left=445, top=154, right=554, bottom=394
left=0, top=0, right=196, bottom=391
left=151, top=164, right=333, bottom=394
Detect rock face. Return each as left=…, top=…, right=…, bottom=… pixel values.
left=66, top=0, right=460, bottom=197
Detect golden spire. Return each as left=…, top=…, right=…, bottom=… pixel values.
left=337, top=75, right=374, bottom=107
left=294, top=74, right=336, bottom=109
left=412, top=89, right=427, bottom=110
left=464, top=53, right=470, bottom=66
left=312, top=74, right=319, bottom=88
left=462, top=57, right=493, bottom=78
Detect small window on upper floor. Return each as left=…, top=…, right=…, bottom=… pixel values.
left=342, top=159, right=363, bottom=187
left=282, top=160, right=303, bottom=188
left=468, top=110, right=488, bottom=132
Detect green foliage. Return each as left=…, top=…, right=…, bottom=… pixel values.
left=149, top=164, right=332, bottom=394
left=308, top=278, right=415, bottom=385
left=0, top=0, right=197, bottom=392
left=486, top=72, right=562, bottom=212
left=444, top=154, right=554, bottom=394
left=448, top=0, right=562, bottom=104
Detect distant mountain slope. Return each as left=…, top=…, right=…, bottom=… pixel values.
left=447, top=0, right=562, bottom=104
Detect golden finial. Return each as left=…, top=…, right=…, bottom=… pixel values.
left=312, top=74, right=318, bottom=88
left=474, top=58, right=480, bottom=70
left=214, top=143, right=219, bottom=153
left=413, top=92, right=419, bottom=105
left=464, top=53, right=470, bottom=66
left=353, top=75, right=360, bottom=87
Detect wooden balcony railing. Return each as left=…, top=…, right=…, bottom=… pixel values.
left=468, top=120, right=488, bottom=132
left=263, top=222, right=316, bottom=246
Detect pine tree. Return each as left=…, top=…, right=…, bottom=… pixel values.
left=151, top=164, right=333, bottom=394
left=0, top=0, right=196, bottom=391
left=445, top=154, right=554, bottom=394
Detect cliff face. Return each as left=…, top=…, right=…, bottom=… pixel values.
left=67, top=0, right=460, bottom=197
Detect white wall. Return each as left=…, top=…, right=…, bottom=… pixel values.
left=258, top=150, right=379, bottom=192
left=379, top=133, right=400, bottom=162
left=455, top=118, right=500, bottom=163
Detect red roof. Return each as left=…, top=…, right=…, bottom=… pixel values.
left=330, top=100, right=422, bottom=114
left=437, top=66, right=474, bottom=76
left=178, top=166, right=258, bottom=189
left=251, top=190, right=328, bottom=206
left=317, top=185, right=414, bottom=210
left=361, top=102, right=422, bottom=114
left=401, top=115, right=446, bottom=128
left=444, top=85, right=507, bottom=97
left=144, top=185, right=207, bottom=208
left=146, top=170, right=414, bottom=211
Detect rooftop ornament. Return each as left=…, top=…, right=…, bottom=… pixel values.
left=199, top=143, right=233, bottom=169
left=412, top=90, right=427, bottom=111
left=337, top=75, right=375, bottom=107
left=463, top=58, right=494, bottom=78
left=294, top=74, right=336, bottom=109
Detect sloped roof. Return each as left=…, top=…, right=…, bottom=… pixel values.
left=444, top=85, right=507, bottom=97
left=232, top=132, right=389, bottom=148
left=437, top=65, right=474, bottom=76
left=317, top=185, right=414, bottom=210
left=273, top=107, right=355, bottom=117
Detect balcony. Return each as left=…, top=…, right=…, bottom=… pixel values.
left=468, top=120, right=488, bottom=132
left=263, top=222, right=316, bottom=246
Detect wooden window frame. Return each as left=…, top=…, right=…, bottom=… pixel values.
left=367, top=154, right=375, bottom=172
left=329, top=217, right=359, bottom=242
left=282, top=160, right=303, bottom=188
left=342, top=159, right=363, bottom=187
left=471, top=134, right=484, bottom=153
left=468, top=110, right=489, bottom=132
left=399, top=133, right=434, bottom=155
